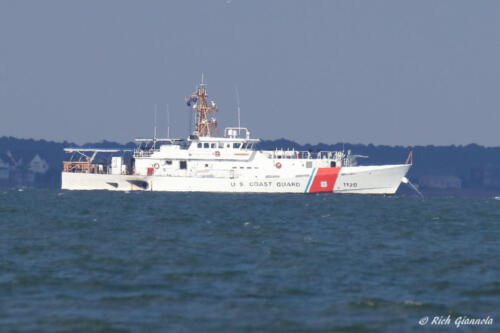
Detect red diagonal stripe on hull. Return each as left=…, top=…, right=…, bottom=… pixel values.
left=309, top=167, right=341, bottom=193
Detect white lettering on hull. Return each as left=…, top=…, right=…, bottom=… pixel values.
left=230, top=181, right=301, bottom=187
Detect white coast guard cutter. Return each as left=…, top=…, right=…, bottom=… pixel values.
left=62, top=77, right=411, bottom=194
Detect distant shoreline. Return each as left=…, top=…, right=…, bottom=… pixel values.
left=2, top=136, right=500, bottom=192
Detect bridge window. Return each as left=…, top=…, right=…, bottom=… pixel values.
left=180, top=161, right=187, bottom=169
left=165, top=160, right=172, bottom=165
left=204, top=143, right=209, bottom=148
left=233, top=143, right=241, bottom=149
left=197, top=143, right=202, bottom=148
left=211, top=143, right=216, bottom=148
left=218, top=142, right=224, bottom=148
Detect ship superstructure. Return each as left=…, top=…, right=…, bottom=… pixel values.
left=62, top=78, right=411, bottom=194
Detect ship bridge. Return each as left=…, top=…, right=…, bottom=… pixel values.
left=185, top=127, right=259, bottom=150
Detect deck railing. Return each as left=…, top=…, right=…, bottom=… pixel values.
left=263, top=150, right=341, bottom=160
left=62, top=161, right=108, bottom=174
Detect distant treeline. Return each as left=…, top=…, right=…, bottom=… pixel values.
left=1, top=136, right=500, bottom=190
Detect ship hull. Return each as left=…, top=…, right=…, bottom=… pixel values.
left=61, top=164, right=410, bottom=194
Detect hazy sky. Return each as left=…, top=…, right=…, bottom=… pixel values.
left=1, top=0, right=499, bottom=146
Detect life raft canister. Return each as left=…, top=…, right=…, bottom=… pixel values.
left=215, top=151, right=221, bottom=157
left=276, top=162, right=282, bottom=169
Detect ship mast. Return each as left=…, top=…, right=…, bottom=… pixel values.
left=185, top=74, right=220, bottom=137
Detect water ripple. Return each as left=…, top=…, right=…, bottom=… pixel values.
left=1, top=190, right=499, bottom=331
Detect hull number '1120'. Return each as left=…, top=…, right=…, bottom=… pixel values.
left=344, top=182, right=358, bottom=188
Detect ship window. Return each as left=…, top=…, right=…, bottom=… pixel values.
left=241, top=143, right=247, bottom=149
left=180, top=161, right=187, bottom=169
left=306, top=161, right=313, bottom=168
left=205, top=164, right=209, bottom=167
left=197, top=143, right=202, bottom=148
left=218, top=142, right=224, bottom=148
left=204, top=143, right=209, bottom=148
left=166, top=160, right=172, bottom=165
left=233, top=143, right=241, bottom=149
left=232, top=166, right=237, bottom=169
left=227, top=144, right=231, bottom=148
left=211, top=143, right=216, bottom=148
left=330, top=161, right=336, bottom=167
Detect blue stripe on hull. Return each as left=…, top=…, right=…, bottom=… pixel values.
left=304, top=168, right=317, bottom=193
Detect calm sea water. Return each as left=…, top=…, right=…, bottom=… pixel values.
left=1, top=189, right=500, bottom=332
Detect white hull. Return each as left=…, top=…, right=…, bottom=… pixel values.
left=62, top=164, right=410, bottom=195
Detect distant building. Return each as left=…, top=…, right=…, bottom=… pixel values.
left=482, top=164, right=500, bottom=188
left=468, top=164, right=500, bottom=188
left=28, top=154, right=49, bottom=174
left=0, top=157, right=9, bottom=180
left=419, top=175, right=462, bottom=189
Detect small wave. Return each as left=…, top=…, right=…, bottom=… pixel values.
left=99, top=293, right=164, bottom=304
left=462, top=282, right=500, bottom=297
left=349, top=297, right=442, bottom=312
left=0, top=273, right=15, bottom=284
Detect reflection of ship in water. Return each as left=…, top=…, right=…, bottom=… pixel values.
left=62, top=76, right=411, bottom=194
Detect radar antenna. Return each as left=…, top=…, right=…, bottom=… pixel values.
left=185, top=74, right=220, bottom=137
left=235, top=85, right=241, bottom=129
